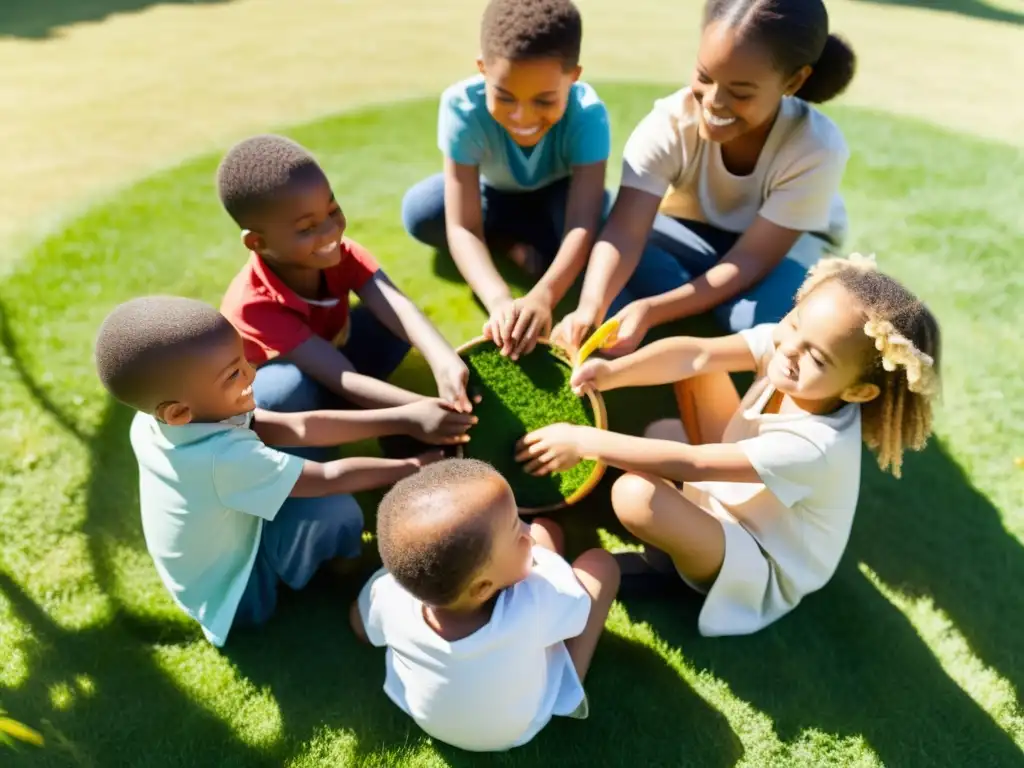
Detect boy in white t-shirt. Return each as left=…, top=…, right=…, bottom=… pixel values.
left=351, top=459, right=619, bottom=752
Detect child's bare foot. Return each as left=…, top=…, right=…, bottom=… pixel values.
left=507, top=243, right=546, bottom=279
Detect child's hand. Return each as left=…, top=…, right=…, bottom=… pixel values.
left=551, top=305, right=599, bottom=358
left=483, top=295, right=552, bottom=361
left=603, top=301, right=652, bottom=357
left=407, top=449, right=447, bottom=469
left=515, top=424, right=586, bottom=475
left=570, top=359, right=612, bottom=396
left=402, top=399, right=477, bottom=445
left=434, top=355, right=473, bottom=413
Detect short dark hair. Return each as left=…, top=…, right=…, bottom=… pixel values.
left=377, top=459, right=506, bottom=606
left=215, top=134, right=325, bottom=227
left=94, top=296, right=236, bottom=412
left=704, top=0, right=857, bottom=103
left=480, top=0, right=583, bottom=70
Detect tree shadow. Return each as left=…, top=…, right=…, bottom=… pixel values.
left=0, top=0, right=233, bottom=40
left=621, top=439, right=1024, bottom=766
left=851, top=0, right=1024, bottom=25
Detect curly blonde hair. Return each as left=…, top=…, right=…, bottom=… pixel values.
left=796, top=254, right=941, bottom=478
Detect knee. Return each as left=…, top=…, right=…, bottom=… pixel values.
left=401, top=175, right=446, bottom=247
left=572, top=548, right=621, bottom=595
left=611, top=472, right=661, bottom=536
left=253, top=363, right=324, bottom=413
left=643, top=418, right=689, bottom=443
left=529, top=517, right=565, bottom=554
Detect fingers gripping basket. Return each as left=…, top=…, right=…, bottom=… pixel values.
left=455, top=337, right=608, bottom=514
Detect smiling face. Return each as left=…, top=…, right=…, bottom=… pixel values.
left=691, top=20, right=809, bottom=146
left=156, top=328, right=256, bottom=425
left=242, top=170, right=347, bottom=270
left=768, top=281, right=877, bottom=406
left=478, top=56, right=581, bottom=147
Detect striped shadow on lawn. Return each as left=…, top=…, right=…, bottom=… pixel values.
left=0, top=84, right=1021, bottom=767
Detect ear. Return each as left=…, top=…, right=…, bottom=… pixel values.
left=569, top=64, right=582, bottom=83
left=241, top=229, right=264, bottom=254
left=841, top=382, right=880, bottom=404
left=476, top=56, right=486, bottom=76
left=784, top=64, right=812, bottom=96
left=156, top=401, right=193, bottom=426
left=467, top=576, right=495, bottom=603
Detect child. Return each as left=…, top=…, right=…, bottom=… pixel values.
left=217, top=135, right=474, bottom=447
left=401, top=0, right=611, bottom=361
left=352, top=459, right=620, bottom=752
left=94, top=296, right=474, bottom=646
left=519, top=256, right=940, bottom=636
left=555, top=0, right=856, bottom=356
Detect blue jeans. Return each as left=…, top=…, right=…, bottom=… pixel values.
left=252, top=304, right=410, bottom=461
left=232, top=492, right=364, bottom=629
left=609, top=215, right=832, bottom=333
left=401, top=172, right=610, bottom=261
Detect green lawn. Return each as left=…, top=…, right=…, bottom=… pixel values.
left=1, top=84, right=1022, bottom=767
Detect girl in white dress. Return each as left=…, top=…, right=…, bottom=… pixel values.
left=518, top=255, right=941, bottom=636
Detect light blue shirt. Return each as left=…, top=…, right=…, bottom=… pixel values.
left=438, top=75, right=611, bottom=191
left=130, top=412, right=303, bottom=646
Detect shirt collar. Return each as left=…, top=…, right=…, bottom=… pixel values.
left=149, top=410, right=254, bottom=446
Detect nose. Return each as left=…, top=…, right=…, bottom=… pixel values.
left=704, top=82, right=727, bottom=111
left=316, top=216, right=340, bottom=244
left=509, top=102, right=531, bottom=124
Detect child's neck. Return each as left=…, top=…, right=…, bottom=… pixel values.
left=719, top=104, right=780, bottom=176
left=260, top=256, right=324, bottom=301
left=766, top=389, right=846, bottom=417
left=423, top=595, right=497, bottom=642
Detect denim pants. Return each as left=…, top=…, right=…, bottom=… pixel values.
left=609, top=215, right=833, bottom=333
left=401, top=172, right=609, bottom=261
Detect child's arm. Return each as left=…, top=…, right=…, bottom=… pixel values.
left=516, top=425, right=761, bottom=485
left=349, top=600, right=369, bottom=644
left=445, top=159, right=515, bottom=316
left=504, top=161, right=608, bottom=360
left=252, top=400, right=475, bottom=448
left=569, top=333, right=757, bottom=395
left=553, top=187, right=663, bottom=352
left=286, top=336, right=422, bottom=408
left=291, top=450, right=443, bottom=498
left=356, top=271, right=473, bottom=413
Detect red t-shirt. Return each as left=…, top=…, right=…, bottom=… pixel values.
left=220, top=238, right=380, bottom=365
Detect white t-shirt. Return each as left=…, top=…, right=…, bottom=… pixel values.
left=358, top=546, right=591, bottom=752
left=684, top=323, right=862, bottom=636
left=621, top=88, right=849, bottom=245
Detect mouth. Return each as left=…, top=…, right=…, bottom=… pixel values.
left=240, top=384, right=253, bottom=399
left=315, top=241, right=340, bottom=258
left=508, top=124, right=542, bottom=138
left=770, top=354, right=797, bottom=382
left=702, top=108, right=737, bottom=128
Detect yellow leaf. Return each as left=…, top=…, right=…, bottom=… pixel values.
left=576, top=318, right=620, bottom=367
left=0, top=717, right=44, bottom=747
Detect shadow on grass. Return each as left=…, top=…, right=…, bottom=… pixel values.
left=0, top=0, right=232, bottom=39
left=622, top=437, right=1024, bottom=766
left=852, top=0, right=1024, bottom=25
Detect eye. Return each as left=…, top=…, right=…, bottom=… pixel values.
left=227, top=369, right=240, bottom=381
left=534, top=98, right=555, bottom=108
left=696, top=70, right=712, bottom=85
left=496, top=93, right=516, bottom=103
left=808, top=351, right=826, bottom=368
left=297, top=225, right=315, bottom=236
left=730, top=92, right=753, bottom=102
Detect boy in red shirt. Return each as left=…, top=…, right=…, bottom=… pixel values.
left=218, top=135, right=473, bottom=458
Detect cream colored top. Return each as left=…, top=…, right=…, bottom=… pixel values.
left=684, top=323, right=862, bottom=636
left=621, top=88, right=849, bottom=244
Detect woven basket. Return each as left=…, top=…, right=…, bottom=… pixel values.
left=455, top=336, right=608, bottom=514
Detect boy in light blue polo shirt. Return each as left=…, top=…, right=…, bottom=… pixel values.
left=94, top=296, right=470, bottom=646
left=401, top=0, right=610, bottom=362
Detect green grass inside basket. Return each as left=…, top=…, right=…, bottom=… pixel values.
left=461, top=343, right=598, bottom=509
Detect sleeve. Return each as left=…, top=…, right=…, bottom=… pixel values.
left=437, top=82, right=485, bottom=166
left=567, top=85, right=611, bottom=166
left=526, top=546, right=592, bottom=647
left=234, top=298, right=313, bottom=360
left=758, top=142, right=849, bottom=233
left=357, top=567, right=392, bottom=647
left=212, top=432, right=304, bottom=520
left=336, top=238, right=380, bottom=292
left=737, top=429, right=829, bottom=508
left=738, top=323, right=779, bottom=377
left=619, top=101, right=684, bottom=199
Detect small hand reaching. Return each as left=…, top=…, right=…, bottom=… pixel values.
left=515, top=423, right=587, bottom=475
left=405, top=398, right=477, bottom=445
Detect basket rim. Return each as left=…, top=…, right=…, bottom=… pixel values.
left=455, top=336, right=607, bottom=513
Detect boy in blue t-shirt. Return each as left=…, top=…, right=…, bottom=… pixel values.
left=401, top=0, right=611, bottom=361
